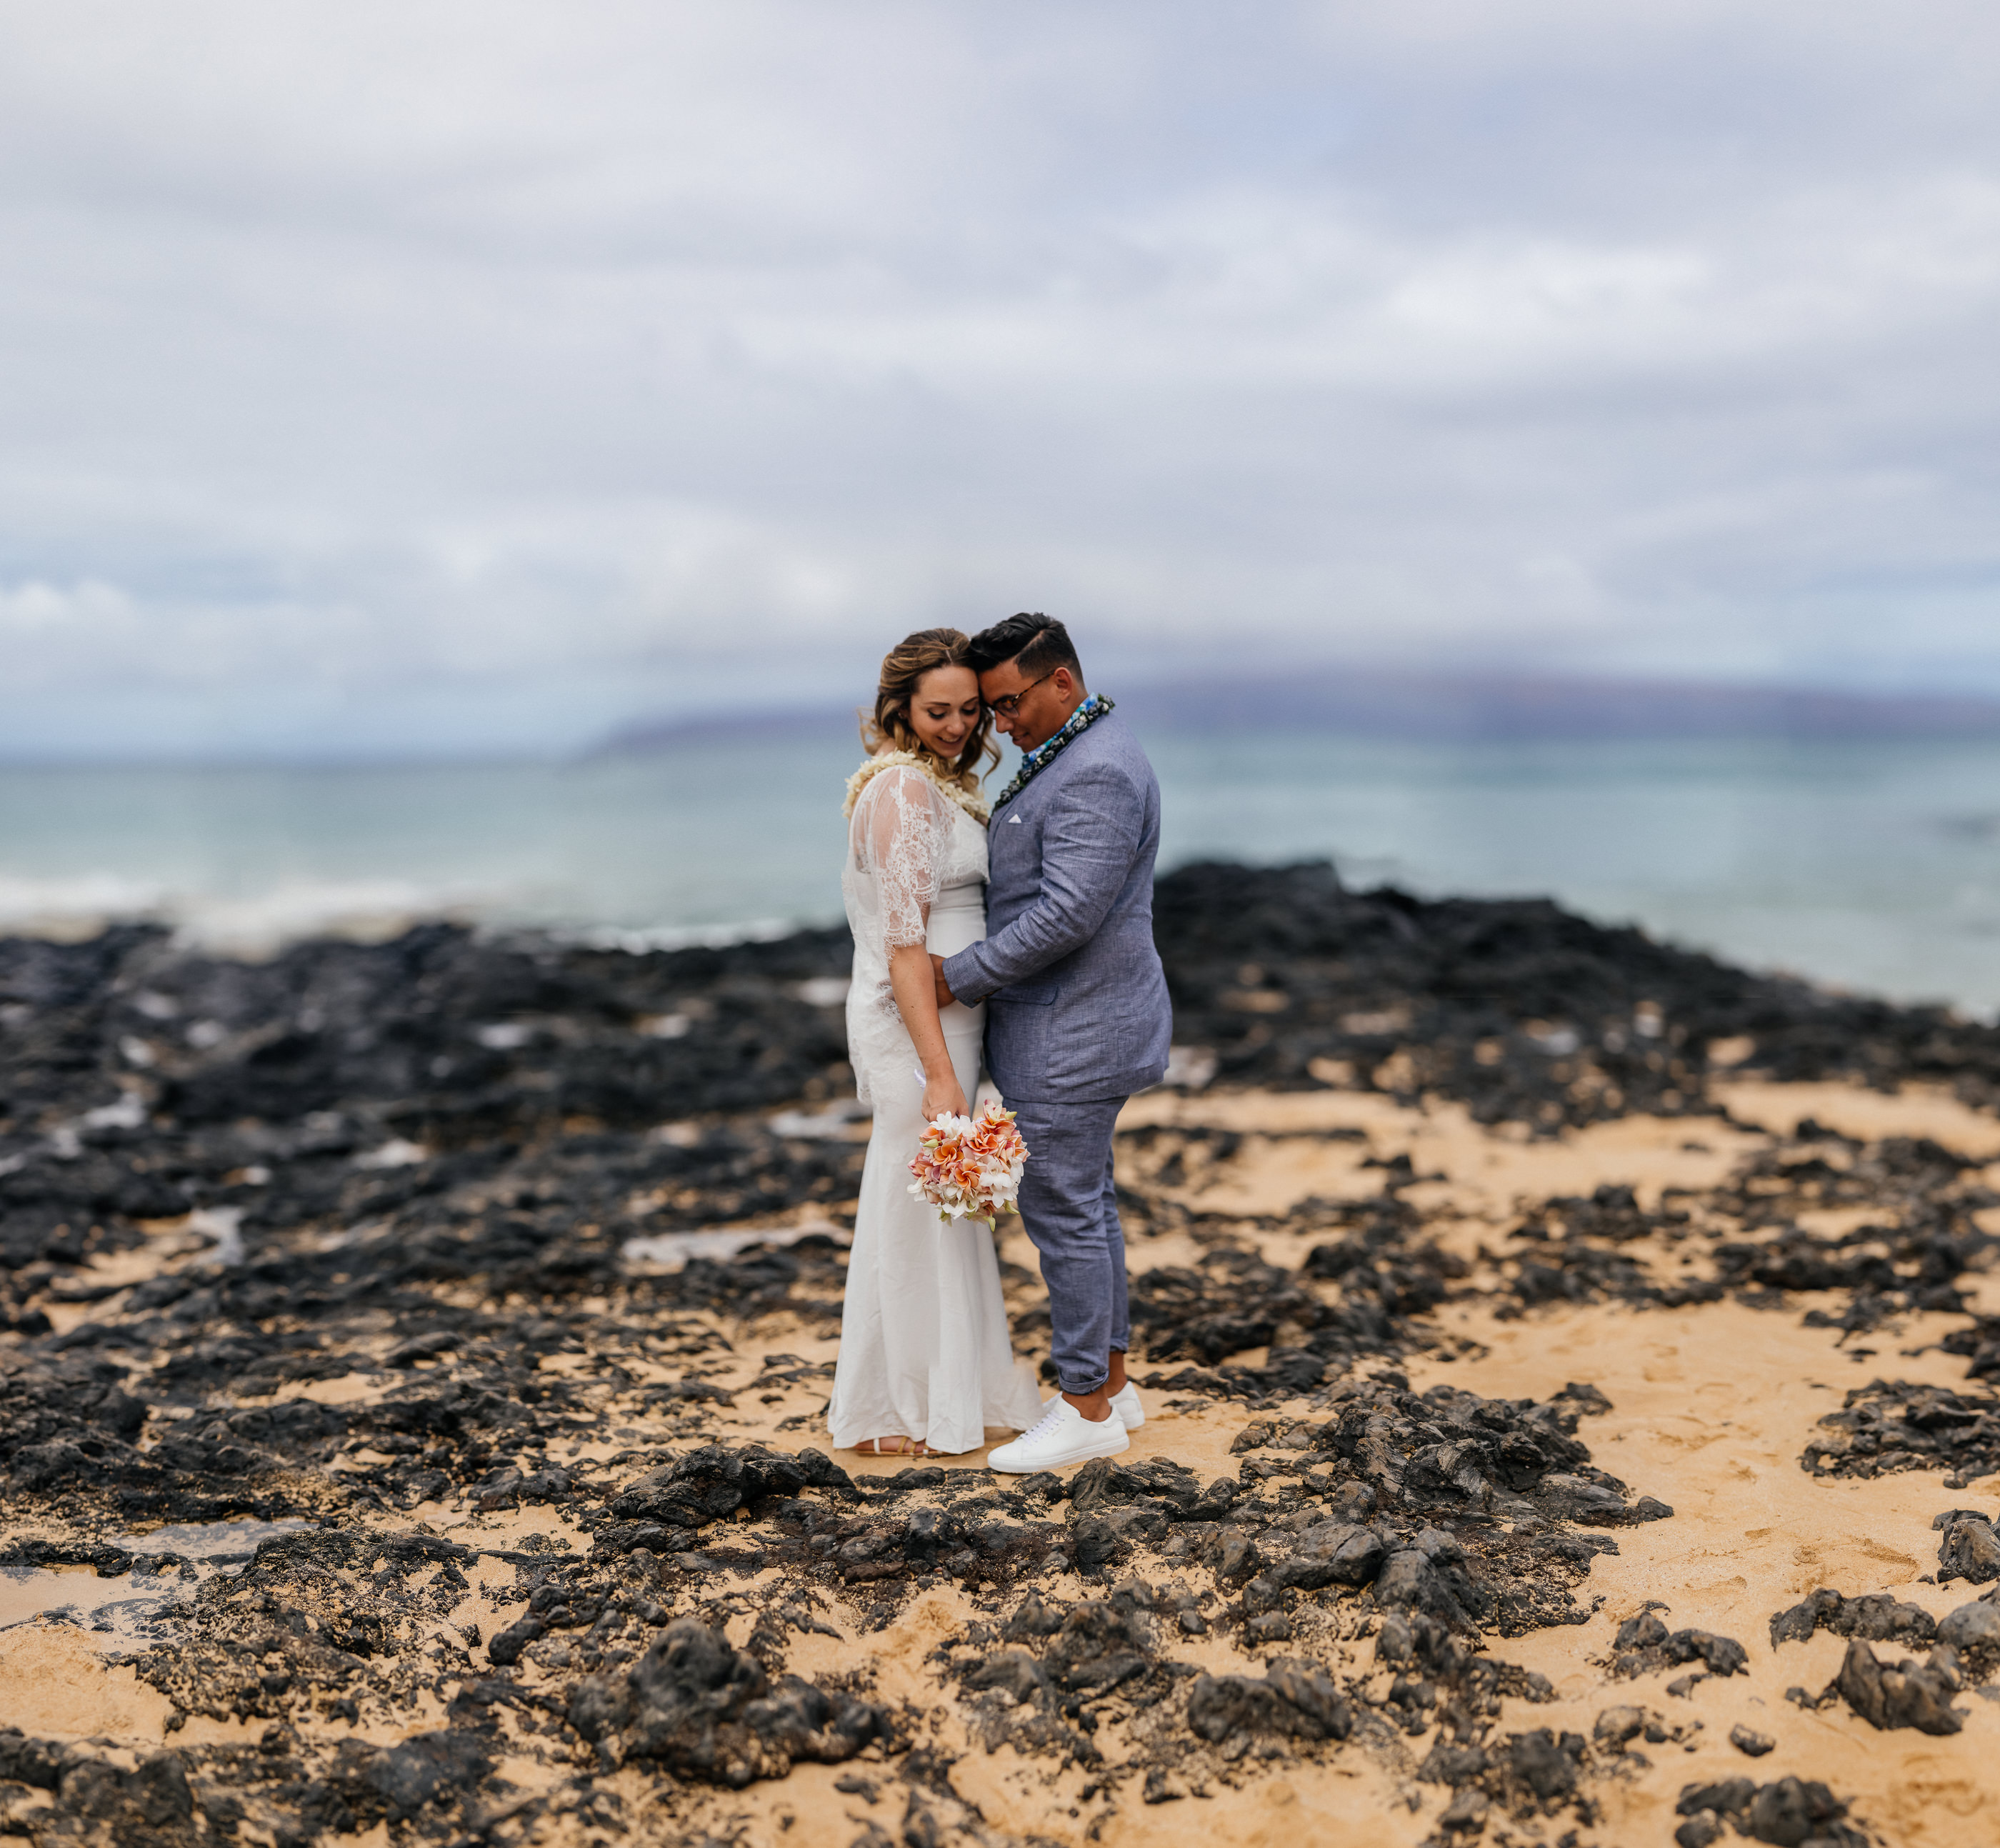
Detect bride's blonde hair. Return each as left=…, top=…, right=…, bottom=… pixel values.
left=861, top=628, right=999, bottom=791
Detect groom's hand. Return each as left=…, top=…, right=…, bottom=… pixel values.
left=930, top=954, right=955, bottom=1009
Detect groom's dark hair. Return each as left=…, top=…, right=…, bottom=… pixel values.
left=965, top=611, right=1085, bottom=688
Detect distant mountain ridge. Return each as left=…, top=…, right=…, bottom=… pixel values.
left=594, top=669, right=2000, bottom=754
left=1122, top=671, right=2000, bottom=739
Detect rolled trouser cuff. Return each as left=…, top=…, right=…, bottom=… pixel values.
left=1008, top=1092, right=1129, bottom=1404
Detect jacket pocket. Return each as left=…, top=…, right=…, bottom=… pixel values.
left=993, top=980, right=1059, bottom=1007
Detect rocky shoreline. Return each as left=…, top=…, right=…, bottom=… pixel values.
left=2, top=862, right=1999, bottom=1845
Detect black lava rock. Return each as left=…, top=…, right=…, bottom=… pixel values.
left=362, top=1731, right=493, bottom=1821
left=1185, top=1659, right=1351, bottom=1742
left=1768, top=1587, right=1936, bottom=1649
left=1506, top=1727, right=1584, bottom=1802
left=1611, top=1612, right=1748, bottom=1679
left=1936, top=1597, right=2000, bottom=1663
left=1934, top=1508, right=2000, bottom=1584
left=1804, top=1382, right=2000, bottom=1487
left=1676, top=1775, right=1869, bottom=1848
left=566, top=1618, right=881, bottom=1784
left=1830, top=1637, right=1963, bottom=1734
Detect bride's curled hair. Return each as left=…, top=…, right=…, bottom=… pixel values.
left=861, top=628, right=999, bottom=790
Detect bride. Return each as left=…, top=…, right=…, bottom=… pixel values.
left=827, top=629, right=1044, bottom=1458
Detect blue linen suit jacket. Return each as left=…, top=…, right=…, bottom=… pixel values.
left=941, top=710, right=1174, bottom=1103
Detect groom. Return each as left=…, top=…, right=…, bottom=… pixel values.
left=931, top=613, right=1173, bottom=1471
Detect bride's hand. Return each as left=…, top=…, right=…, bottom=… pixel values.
left=921, top=1072, right=970, bottom=1122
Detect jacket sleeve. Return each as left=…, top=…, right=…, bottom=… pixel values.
left=942, top=758, right=1144, bottom=1004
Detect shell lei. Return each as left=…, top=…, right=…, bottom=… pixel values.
left=842, top=751, right=991, bottom=824
left=907, top=1099, right=1030, bottom=1228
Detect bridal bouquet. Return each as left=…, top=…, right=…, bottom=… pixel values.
left=908, top=1100, right=1030, bottom=1227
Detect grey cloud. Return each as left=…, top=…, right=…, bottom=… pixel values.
left=0, top=0, right=1996, bottom=754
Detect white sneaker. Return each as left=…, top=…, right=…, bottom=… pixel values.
left=989, top=1397, right=1130, bottom=1474
left=1110, top=1383, right=1144, bottom=1429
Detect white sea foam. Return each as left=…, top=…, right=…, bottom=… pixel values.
left=767, top=1099, right=871, bottom=1139
left=0, top=866, right=819, bottom=962
left=1159, top=1045, right=1218, bottom=1091
left=621, top=1220, right=850, bottom=1272
left=81, top=1093, right=146, bottom=1132
left=166, top=880, right=492, bottom=957
left=0, top=872, right=496, bottom=957
left=185, top=1206, right=246, bottom=1267
left=474, top=1022, right=534, bottom=1050
left=123, top=1518, right=316, bottom=1561
left=559, top=919, right=800, bottom=954
left=0, top=1518, right=319, bottom=1641
left=0, top=874, right=169, bottom=939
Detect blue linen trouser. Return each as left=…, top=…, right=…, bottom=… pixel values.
left=1006, top=1094, right=1131, bottom=1396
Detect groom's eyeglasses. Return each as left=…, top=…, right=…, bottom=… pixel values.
left=987, top=670, right=1056, bottom=719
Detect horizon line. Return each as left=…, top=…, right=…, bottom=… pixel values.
left=4, top=664, right=2000, bottom=769
left=595, top=665, right=2000, bottom=756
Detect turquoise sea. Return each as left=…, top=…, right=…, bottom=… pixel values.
left=1, top=727, right=1996, bottom=1015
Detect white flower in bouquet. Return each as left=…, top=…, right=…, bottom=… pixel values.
left=906, top=1099, right=1031, bottom=1227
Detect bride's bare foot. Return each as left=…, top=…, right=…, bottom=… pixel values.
left=854, top=1435, right=930, bottom=1457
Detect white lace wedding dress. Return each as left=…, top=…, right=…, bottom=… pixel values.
left=827, top=763, right=1044, bottom=1454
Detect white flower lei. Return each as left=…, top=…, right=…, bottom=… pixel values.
left=842, top=749, right=992, bottom=824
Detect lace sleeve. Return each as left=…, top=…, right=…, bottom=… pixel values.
left=854, top=766, right=954, bottom=951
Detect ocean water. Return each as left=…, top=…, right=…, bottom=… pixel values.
left=1, top=729, right=1996, bottom=1014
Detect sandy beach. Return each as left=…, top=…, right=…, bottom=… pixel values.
left=3, top=871, right=1999, bottom=1844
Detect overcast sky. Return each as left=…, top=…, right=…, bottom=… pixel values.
left=2, top=1, right=1997, bottom=759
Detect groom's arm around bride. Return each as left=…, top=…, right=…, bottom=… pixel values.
left=932, top=613, right=1173, bottom=1473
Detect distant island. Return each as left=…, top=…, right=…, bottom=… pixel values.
left=594, top=666, right=2000, bottom=754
